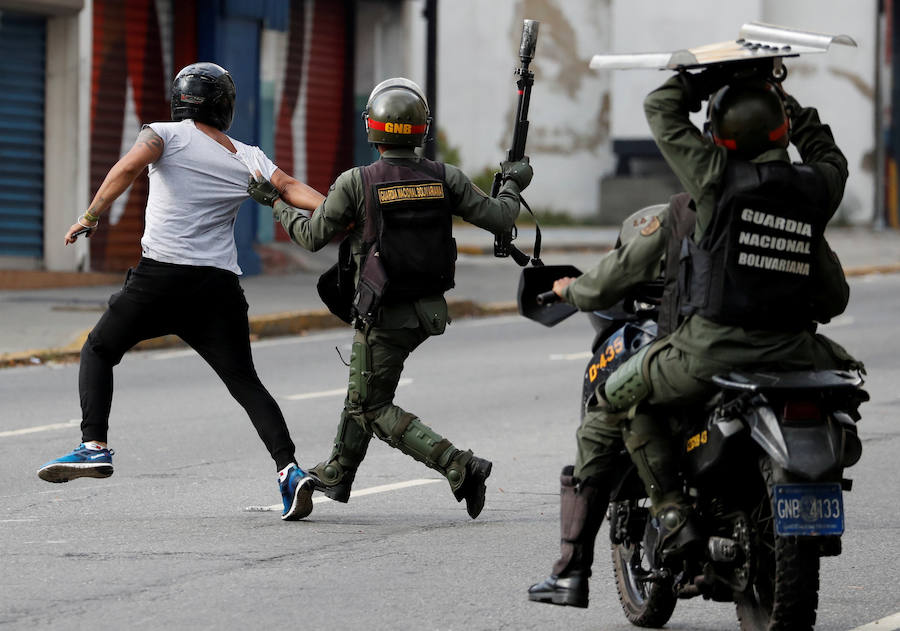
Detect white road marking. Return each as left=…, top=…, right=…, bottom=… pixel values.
left=0, top=519, right=38, bottom=523
left=283, top=378, right=412, bottom=401
left=849, top=612, right=900, bottom=631
left=244, top=478, right=442, bottom=512
left=549, top=351, right=592, bottom=361
left=0, top=418, right=79, bottom=438
left=150, top=348, right=199, bottom=360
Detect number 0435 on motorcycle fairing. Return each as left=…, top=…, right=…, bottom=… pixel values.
left=571, top=287, right=868, bottom=631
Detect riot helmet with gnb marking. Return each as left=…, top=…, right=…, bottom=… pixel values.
left=707, top=80, right=789, bottom=159
left=171, top=62, right=236, bottom=132
left=364, top=78, right=431, bottom=147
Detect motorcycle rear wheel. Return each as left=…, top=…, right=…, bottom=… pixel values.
left=735, top=459, right=820, bottom=631
left=611, top=501, right=677, bottom=628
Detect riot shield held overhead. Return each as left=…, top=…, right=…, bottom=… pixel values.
left=588, top=22, right=856, bottom=72
left=518, top=264, right=581, bottom=327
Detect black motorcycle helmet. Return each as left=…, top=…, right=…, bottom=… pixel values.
left=707, top=80, right=789, bottom=159
left=170, top=62, right=236, bottom=132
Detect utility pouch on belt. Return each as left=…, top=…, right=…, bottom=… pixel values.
left=413, top=295, right=448, bottom=335
left=317, top=238, right=356, bottom=324
left=352, top=250, right=389, bottom=329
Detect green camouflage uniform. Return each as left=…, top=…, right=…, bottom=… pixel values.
left=275, top=147, right=522, bottom=499
left=601, top=75, right=862, bottom=510
left=559, top=206, right=670, bottom=482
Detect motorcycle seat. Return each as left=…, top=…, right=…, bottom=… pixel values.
left=711, top=370, right=862, bottom=392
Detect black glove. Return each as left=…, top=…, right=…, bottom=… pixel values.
left=247, top=175, right=281, bottom=206
left=679, top=67, right=730, bottom=112
left=500, top=156, right=533, bottom=190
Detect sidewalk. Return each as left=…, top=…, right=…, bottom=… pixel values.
left=1, top=225, right=898, bottom=367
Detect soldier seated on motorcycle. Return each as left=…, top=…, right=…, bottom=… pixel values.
left=529, top=63, right=863, bottom=609
left=526, top=196, right=694, bottom=609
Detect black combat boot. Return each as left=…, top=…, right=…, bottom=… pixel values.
left=309, top=460, right=356, bottom=503
left=451, top=453, right=493, bottom=519
left=308, top=410, right=371, bottom=503
left=528, top=466, right=609, bottom=608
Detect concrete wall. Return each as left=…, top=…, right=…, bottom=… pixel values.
left=436, top=0, right=876, bottom=223
left=763, top=0, right=877, bottom=223
left=437, top=0, right=613, bottom=217
left=44, top=6, right=92, bottom=271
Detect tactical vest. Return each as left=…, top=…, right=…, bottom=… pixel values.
left=359, top=157, right=457, bottom=302
left=657, top=193, right=696, bottom=337
left=681, top=160, right=828, bottom=331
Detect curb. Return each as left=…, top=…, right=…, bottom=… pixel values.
left=3, top=262, right=899, bottom=370
left=0, top=299, right=519, bottom=369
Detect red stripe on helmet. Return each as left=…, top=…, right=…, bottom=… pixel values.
left=712, top=135, right=738, bottom=151
left=367, top=119, right=427, bottom=134
left=769, top=119, right=789, bottom=142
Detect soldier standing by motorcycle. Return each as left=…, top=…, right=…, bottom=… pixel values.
left=247, top=78, right=533, bottom=519
left=528, top=62, right=863, bottom=608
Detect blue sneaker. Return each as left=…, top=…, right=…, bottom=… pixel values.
left=280, top=464, right=314, bottom=521
left=37, top=443, right=114, bottom=483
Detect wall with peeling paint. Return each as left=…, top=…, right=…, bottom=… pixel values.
left=437, top=0, right=615, bottom=218
left=764, top=0, right=877, bottom=223
left=437, top=0, right=876, bottom=224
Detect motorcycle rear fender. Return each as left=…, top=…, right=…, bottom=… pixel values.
left=746, top=403, right=844, bottom=480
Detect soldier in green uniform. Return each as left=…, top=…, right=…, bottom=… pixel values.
left=612, top=72, right=862, bottom=540
left=528, top=196, right=694, bottom=609
left=247, top=78, right=533, bottom=519
left=602, top=69, right=861, bottom=547
left=529, top=66, right=862, bottom=608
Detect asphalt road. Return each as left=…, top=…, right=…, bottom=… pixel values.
left=1, top=274, right=899, bottom=630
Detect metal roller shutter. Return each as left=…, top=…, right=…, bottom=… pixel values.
left=89, top=0, right=171, bottom=271
left=0, top=12, right=46, bottom=258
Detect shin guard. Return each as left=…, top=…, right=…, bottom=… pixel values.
left=310, top=409, right=372, bottom=502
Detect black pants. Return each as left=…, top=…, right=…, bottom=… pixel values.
left=79, top=257, right=296, bottom=470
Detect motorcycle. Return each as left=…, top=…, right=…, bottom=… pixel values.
left=532, top=278, right=867, bottom=630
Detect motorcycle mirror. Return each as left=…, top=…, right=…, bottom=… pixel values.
left=517, top=264, right=582, bottom=327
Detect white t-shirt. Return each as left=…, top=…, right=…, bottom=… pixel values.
left=142, top=119, right=277, bottom=275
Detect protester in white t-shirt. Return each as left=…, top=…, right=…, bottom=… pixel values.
left=38, top=63, right=324, bottom=522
